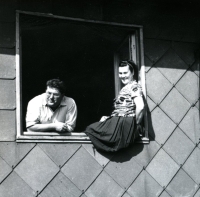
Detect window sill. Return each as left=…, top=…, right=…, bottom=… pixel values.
left=16, top=131, right=149, bottom=143
left=16, top=131, right=90, bottom=143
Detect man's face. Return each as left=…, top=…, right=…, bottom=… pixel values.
left=45, top=87, right=63, bottom=109
left=119, top=65, right=134, bottom=85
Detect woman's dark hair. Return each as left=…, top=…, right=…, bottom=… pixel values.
left=119, top=60, right=136, bottom=72
left=46, top=79, right=66, bottom=94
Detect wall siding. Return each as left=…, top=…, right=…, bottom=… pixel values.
left=0, top=1, right=199, bottom=197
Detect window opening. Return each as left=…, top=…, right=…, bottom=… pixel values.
left=16, top=11, right=148, bottom=143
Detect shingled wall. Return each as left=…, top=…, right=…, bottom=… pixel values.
left=0, top=0, right=199, bottom=196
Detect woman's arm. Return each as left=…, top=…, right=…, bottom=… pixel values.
left=134, top=96, right=144, bottom=124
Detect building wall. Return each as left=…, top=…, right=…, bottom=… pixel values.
left=0, top=1, right=199, bottom=197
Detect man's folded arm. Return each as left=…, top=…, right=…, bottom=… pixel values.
left=27, top=122, right=69, bottom=132
left=65, top=102, right=77, bottom=132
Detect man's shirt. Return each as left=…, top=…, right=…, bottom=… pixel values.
left=26, top=93, right=77, bottom=131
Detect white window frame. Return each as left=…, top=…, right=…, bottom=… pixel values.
left=16, top=10, right=149, bottom=143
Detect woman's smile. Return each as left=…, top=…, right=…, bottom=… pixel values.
left=119, top=65, right=134, bottom=85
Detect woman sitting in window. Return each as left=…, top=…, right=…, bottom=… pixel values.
left=84, top=60, right=144, bottom=152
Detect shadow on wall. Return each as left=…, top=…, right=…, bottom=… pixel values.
left=147, top=104, right=156, bottom=141
left=96, top=143, right=144, bottom=163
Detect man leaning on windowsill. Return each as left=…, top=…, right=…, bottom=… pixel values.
left=26, top=79, right=77, bottom=133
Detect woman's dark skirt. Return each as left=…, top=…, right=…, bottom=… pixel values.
left=84, top=116, right=138, bottom=152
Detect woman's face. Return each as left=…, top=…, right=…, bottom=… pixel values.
left=119, top=65, right=134, bottom=85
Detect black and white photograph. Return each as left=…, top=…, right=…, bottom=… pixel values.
left=0, top=0, right=199, bottom=196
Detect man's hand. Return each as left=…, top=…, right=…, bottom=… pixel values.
left=54, top=122, right=69, bottom=132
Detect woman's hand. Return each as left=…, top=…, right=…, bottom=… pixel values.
left=100, top=116, right=109, bottom=122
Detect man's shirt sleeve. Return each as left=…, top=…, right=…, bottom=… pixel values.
left=26, top=98, right=41, bottom=128
left=65, top=100, right=77, bottom=132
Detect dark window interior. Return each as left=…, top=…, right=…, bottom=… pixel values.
left=20, top=14, right=136, bottom=132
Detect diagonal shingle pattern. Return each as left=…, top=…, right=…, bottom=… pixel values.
left=0, top=39, right=199, bottom=197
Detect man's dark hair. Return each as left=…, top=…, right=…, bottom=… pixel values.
left=46, top=79, right=66, bottom=94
